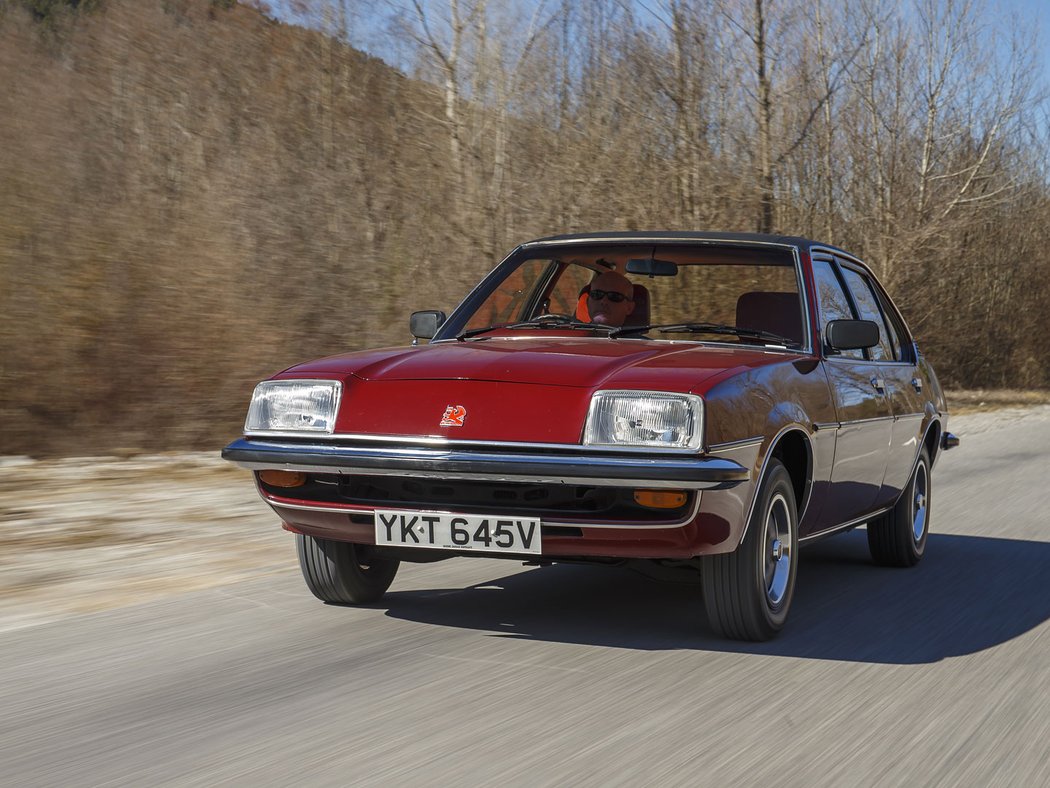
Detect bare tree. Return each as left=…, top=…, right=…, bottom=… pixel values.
left=1, top=0, right=1048, bottom=455
left=407, top=0, right=482, bottom=189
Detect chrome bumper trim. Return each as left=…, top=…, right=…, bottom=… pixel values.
left=239, top=430, right=707, bottom=454
left=264, top=495, right=704, bottom=530
left=222, top=438, right=749, bottom=490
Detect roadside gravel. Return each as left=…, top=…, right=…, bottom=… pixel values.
left=3, top=404, right=1049, bottom=633
left=0, top=454, right=285, bottom=632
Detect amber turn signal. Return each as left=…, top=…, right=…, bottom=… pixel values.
left=633, top=489, right=687, bottom=509
left=259, top=470, right=307, bottom=488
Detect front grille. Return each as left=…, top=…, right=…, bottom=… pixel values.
left=260, top=473, right=692, bottom=523
left=346, top=475, right=614, bottom=513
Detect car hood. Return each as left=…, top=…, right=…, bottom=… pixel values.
left=281, top=338, right=804, bottom=443
left=286, top=336, right=791, bottom=390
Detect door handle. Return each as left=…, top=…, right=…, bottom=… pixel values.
left=911, top=377, right=923, bottom=393
left=871, top=377, right=886, bottom=393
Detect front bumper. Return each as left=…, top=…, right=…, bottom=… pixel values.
left=223, top=437, right=752, bottom=559
left=221, top=437, right=750, bottom=490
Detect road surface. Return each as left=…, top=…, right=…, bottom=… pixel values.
left=2, top=407, right=1048, bottom=786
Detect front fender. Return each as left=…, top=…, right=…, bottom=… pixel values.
left=739, top=421, right=815, bottom=545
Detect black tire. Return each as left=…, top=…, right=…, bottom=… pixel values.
left=296, top=534, right=400, bottom=604
left=701, top=459, right=799, bottom=641
left=867, top=446, right=930, bottom=567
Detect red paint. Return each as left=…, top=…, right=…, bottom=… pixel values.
left=277, top=340, right=803, bottom=442
left=273, top=341, right=804, bottom=443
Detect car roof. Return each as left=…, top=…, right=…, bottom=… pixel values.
left=521, top=230, right=853, bottom=257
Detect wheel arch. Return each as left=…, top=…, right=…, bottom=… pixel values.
left=923, top=413, right=943, bottom=468
left=887, top=416, right=942, bottom=511
left=770, top=428, right=813, bottom=521
left=737, top=424, right=814, bottom=546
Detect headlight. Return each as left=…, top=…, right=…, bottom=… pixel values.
left=244, top=380, right=342, bottom=435
left=583, top=391, right=703, bottom=450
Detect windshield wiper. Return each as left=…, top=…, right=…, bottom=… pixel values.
left=456, top=315, right=617, bottom=341
left=456, top=322, right=513, bottom=341
left=612, top=322, right=798, bottom=346
left=507, top=315, right=618, bottom=332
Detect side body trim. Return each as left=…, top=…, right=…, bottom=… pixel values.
left=798, top=506, right=893, bottom=543
left=708, top=436, right=764, bottom=453
left=838, top=415, right=897, bottom=426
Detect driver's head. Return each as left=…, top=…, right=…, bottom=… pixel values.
left=587, top=271, right=636, bottom=326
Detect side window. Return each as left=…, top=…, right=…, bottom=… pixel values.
left=812, top=259, right=863, bottom=359
left=464, top=258, right=553, bottom=330
left=544, top=264, right=594, bottom=316
left=875, top=286, right=911, bottom=362
left=840, top=267, right=895, bottom=361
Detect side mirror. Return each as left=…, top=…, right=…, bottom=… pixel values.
left=825, top=319, right=880, bottom=351
left=410, top=310, right=446, bottom=340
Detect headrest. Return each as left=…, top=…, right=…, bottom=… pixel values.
left=735, top=292, right=803, bottom=345
left=576, top=283, right=651, bottom=327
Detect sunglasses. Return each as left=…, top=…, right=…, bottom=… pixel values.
left=589, top=289, right=632, bottom=303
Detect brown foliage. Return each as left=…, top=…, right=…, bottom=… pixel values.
left=0, top=0, right=1047, bottom=456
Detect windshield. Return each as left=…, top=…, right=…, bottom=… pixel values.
left=439, top=243, right=807, bottom=348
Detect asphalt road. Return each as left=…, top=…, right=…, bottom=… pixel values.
left=2, top=408, right=1049, bottom=787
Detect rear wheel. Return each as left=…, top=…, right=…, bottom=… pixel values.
left=701, top=459, right=798, bottom=641
left=296, top=534, right=400, bottom=604
left=867, top=446, right=930, bottom=567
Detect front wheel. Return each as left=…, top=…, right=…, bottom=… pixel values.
left=701, top=459, right=798, bottom=641
left=867, top=446, right=931, bottom=567
left=296, top=534, right=400, bottom=604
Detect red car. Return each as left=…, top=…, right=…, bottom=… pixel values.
left=223, top=232, right=958, bottom=640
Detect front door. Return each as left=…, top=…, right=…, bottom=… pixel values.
left=838, top=264, right=927, bottom=506
left=811, top=258, right=893, bottom=529
left=821, top=358, right=894, bottom=526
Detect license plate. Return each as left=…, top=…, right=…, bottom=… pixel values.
left=374, top=509, right=542, bottom=555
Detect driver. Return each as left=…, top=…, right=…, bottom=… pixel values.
left=586, top=271, right=636, bottom=326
